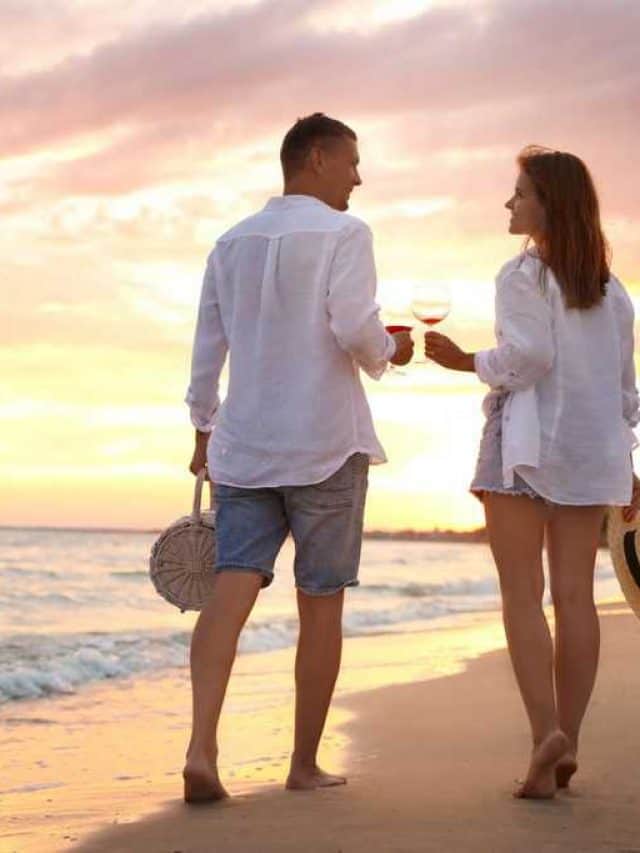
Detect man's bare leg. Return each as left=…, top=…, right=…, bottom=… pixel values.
left=286, top=589, right=346, bottom=790
left=547, top=505, right=605, bottom=788
left=183, top=570, right=263, bottom=803
left=484, top=493, right=568, bottom=799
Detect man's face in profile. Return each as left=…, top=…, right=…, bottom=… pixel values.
left=320, top=136, right=362, bottom=211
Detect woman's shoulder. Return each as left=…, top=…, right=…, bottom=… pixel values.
left=496, top=250, right=543, bottom=284
left=606, top=272, right=634, bottom=315
left=607, top=271, right=627, bottom=295
left=495, top=251, right=549, bottom=299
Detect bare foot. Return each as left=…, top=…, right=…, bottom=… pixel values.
left=183, top=761, right=229, bottom=804
left=514, top=730, right=570, bottom=800
left=556, top=752, right=578, bottom=789
left=286, top=764, right=347, bottom=791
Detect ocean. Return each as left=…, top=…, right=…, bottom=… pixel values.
left=0, top=526, right=624, bottom=705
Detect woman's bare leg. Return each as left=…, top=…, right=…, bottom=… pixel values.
left=484, top=493, right=568, bottom=798
left=547, top=505, right=605, bottom=787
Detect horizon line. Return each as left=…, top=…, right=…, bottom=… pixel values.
left=0, top=523, right=487, bottom=538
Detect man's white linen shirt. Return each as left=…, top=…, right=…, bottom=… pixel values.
left=186, top=195, right=396, bottom=487
left=474, top=252, right=639, bottom=505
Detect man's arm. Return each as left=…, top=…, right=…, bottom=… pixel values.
left=185, top=251, right=228, bottom=474
left=189, top=429, right=210, bottom=476
left=327, top=223, right=408, bottom=378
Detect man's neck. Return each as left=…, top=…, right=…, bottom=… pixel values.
left=283, top=182, right=325, bottom=204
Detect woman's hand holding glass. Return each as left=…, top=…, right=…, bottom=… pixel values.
left=424, top=332, right=475, bottom=372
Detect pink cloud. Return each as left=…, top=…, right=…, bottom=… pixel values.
left=1, top=0, right=638, bottom=276
left=1, top=0, right=638, bottom=160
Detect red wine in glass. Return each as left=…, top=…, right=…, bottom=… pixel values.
left=385, top=324, right=413, bottom=334
left=384, top=324, right=413, bottom=374
left=411, top=284, right=451, bottom=363
left=416, top=310, right=449, bottom=326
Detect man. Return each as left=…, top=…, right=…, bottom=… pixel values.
left=183, top=112, right=413, bottom=803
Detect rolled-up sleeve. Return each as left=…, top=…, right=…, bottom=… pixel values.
left=185, top=250, right=228, bottom=431
left=327, top=223, right=395, bottom=380
left=475, top=268, right=553, bottom=392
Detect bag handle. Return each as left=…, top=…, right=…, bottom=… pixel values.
left=191, top=467, right=216, bottom=522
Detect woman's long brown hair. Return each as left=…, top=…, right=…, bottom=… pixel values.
left=518, top=146, right=610, bottom=309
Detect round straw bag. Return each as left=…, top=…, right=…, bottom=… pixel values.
left=606, top=506, right=640, bottom=619
left=149, top=469, right=217, bottom=612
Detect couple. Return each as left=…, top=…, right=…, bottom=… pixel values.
left=183, top=113, right=639, bottom=804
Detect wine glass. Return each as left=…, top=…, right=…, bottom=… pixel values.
left=410, top=282, right=451, bottom=364
left=384, top=322, right=414, bottom=377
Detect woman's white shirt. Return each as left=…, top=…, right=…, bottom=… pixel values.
left=474, top=252, right=638, bottom=504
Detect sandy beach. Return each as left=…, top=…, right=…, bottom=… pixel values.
left=1, top=605, right=639, bottom=853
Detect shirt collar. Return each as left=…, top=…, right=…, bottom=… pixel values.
left=264, top=194, right=332, bottom=212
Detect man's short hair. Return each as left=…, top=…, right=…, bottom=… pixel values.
left=280, top=113, right=356, bottom=180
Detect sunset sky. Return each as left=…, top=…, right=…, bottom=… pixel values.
left=2, top=0, right=639, bottom=531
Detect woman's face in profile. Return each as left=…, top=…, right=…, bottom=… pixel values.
left=505, top=170, right=546, bottom=242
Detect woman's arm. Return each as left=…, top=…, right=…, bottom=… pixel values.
left=426, top=267, right=553, bottom=391
left=616, top=281, right=640, bottom=430
left=423, top=334, right=475, bottom=371
left=615, top=278, right=640, bottom=521
left=475, top=268, right=553, bottom=391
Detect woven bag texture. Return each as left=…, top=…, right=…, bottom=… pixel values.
left=607, top=506, right=640, bottom=620
left=149, top=471, right=216, bottom=612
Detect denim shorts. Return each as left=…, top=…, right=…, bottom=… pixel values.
left=213, top=453, right=369, bottom=596
left=470, top=391, right=542, bottom=502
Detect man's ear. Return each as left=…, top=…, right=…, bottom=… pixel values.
left=308, top=144, right=325, bottom=176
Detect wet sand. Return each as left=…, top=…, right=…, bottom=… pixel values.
left=3, top=607, right=639, bottom=852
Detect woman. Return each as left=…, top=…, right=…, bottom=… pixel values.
left=425, top=146, right=640, bottom=799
